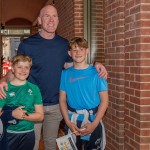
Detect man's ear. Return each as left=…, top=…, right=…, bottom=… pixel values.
left=37, top=17, right=41, bottom=25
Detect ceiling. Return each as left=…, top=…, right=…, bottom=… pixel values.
left=0, top=0, right=53, bottom=28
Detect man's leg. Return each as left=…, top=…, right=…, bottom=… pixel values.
left=33, top=122, right=43, bottom=150
left=43, top=104, right=63, bottom=150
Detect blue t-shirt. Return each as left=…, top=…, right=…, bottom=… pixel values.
left=60, top=65, right=108, bottom=110
left=17, top=33, right=72, bottom=105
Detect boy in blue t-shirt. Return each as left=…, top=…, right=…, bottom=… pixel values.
left=59, top=37, right=109, bottom=150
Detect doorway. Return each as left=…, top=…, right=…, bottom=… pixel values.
left=0, top=28, right=30, bottom=76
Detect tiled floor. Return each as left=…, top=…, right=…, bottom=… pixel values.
left=39, top=120, right=65, bottom=150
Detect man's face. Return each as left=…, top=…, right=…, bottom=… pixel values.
left=38, top=5, right=59, bottom=34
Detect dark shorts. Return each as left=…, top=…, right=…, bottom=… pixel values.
left=7, top=131, right=35, bottom=150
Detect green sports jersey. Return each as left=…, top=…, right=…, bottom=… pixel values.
left=0, top=81, right=43, bottom=133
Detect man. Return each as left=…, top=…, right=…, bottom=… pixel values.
left=0, top=5, right=107, bottom=150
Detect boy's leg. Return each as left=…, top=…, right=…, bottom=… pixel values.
left=33, top=122, right=43, bottom=150
left=7, top=131, right=35, bottom=150
left=43, top=104, right=62, bottom=150
left=84, top=123, right=102, bottom=150
left=76, top=136, right=83, bottom=150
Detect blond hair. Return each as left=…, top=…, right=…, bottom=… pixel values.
left=11, top=54, right=32, bottom=67
left=69, top=37, right=88, bottom=50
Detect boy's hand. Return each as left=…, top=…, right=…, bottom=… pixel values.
left=0, top=81, right=8, bottom=99
left=0, top=110, right=3, bottom=116
left=67, top=121, right=81, bottom=136
left=12, top=106, right=27, bottom=120
left=80, top=122, right=97, bottom=136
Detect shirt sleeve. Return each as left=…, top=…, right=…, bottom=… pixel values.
left=65, top=54, right=73, bottom=63
left=17, top=41, right=25, bottom=54
left=0, top=91, right=7, bottom=108
left=60, top=71, right=66, bottom=91
left=97, top=77, right=108, bottom=92
left=34, top=86, right=43, bottom=105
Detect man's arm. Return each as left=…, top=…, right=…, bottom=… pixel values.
left=94, top=62, right=108, bottom=79
left=64, top=62, right=108, bottom=79
left=64, top=62, right=73, bottom=69
left=0, top=70, right=14, bottom=99
left=80, top=91, right=109, bottom=135
left=59, top=90, right=80, bottom=135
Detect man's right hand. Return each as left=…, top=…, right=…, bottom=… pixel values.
left=0, top=70, right=14, bottom=99
left=0, top=80, right=8, bottom=99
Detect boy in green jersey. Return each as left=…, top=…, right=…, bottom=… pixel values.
left=0, top=54, right=44, bottom=150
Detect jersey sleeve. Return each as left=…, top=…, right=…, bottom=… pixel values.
left=97, top=77, right=108, bottom=92
left=34, top=86, right=43, bottom=105
left=0, top=90, right=7, bottom=108
left=60, top=71, right=66, bottom=92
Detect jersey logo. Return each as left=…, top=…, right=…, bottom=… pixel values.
left=28, top=89, right=33, bottom=95
left=69, top=76, right=88, bottom=82
left=9, top=92, right=15, bottom=97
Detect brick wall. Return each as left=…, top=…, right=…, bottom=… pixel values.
left=55, top=0, right=75, bottom=40
left=105, top=0, right=150, bottom=150
left=56, top=0, right=84, bottom=40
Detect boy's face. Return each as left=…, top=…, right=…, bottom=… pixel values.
left=68, top=45, right=89, bottom=63
left=12, top=61, right=31, bottom=81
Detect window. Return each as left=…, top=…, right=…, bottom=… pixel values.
left=84, top=0, right=104, bottom=63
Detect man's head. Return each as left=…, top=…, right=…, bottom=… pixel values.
left=68, top=37, right=89, bottom=64
left=38, top=5, right=59, bottom=37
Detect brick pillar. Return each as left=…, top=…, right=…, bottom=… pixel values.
left=124, top=1, right=150, bottom=149
left=105, top=0, right=125, bottom=149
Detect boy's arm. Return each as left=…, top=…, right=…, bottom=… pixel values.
left=92, top=91, right=109, bottom=126
left=80, top=91, right=109, bottom=135
left=59, top=90, right=80, bottom=134
left=22, top=105, right=44, bottom=122
left=0, top=70, right=14, bottom=99
left=0, top=108, right=2, bottom=116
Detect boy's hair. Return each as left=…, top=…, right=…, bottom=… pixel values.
left=69, top=37, right=88, bottom=50
left=11, top=54, right=32, bottom=67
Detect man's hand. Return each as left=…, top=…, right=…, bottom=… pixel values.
left=94, top=62, right=108, bottom=79
left=0, top=80, right=8, bottom=99
left=0, top=70, right=14, bottom=99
